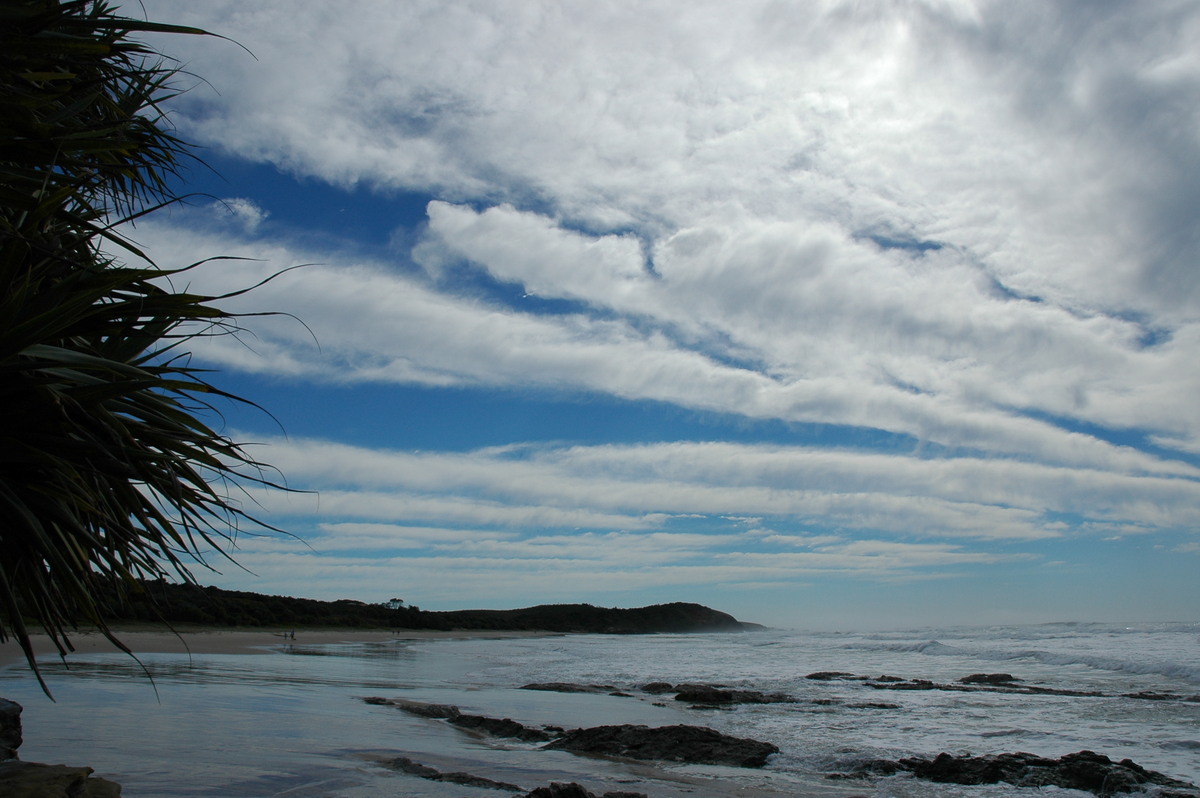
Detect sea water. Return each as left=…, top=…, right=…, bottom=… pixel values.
left=1, top=622, right=1197, bottom=797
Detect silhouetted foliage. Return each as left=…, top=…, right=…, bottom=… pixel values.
left=102, top=581, right=749, bottom=634
left=0, top=0, right=290, bottom=692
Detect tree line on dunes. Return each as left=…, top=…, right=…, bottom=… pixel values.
left=101, top=580, right=749, bottom=634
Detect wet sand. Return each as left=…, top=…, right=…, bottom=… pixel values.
left=0, top=626, right=551, bottom=668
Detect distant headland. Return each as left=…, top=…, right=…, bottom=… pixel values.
left=100, top=580, right=761, bottom=635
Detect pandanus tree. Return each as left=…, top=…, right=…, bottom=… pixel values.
left=1, top=0, right=287, bottom=691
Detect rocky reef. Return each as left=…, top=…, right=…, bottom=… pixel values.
left=544, top=723, right=779, bottom=767
left=366, top=696, right=780, bottom=769
left=840, top=750, right=1198, bottom=796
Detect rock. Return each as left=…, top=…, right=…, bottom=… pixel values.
left=805, top=671, right=858, bottom=680
left=0, top=698, right=21, bottom=760
left=853, top=674, right=1106, bottom=698
left=544, top=724, right=779, bottom=768
left=525, top=784, right=595, bottom=798
left=377, top=755, right=522, bottom=792
left=1124, top=690, right=1176, bottom=700
left=372, top=698, right=461, bottom=719
left=521, top=682, right=616, bottom=694
left=0, top=760, right=122, bottom=797
left=895, top=750, right=1197, bottom=796
left=523, top=783, right=648, bottom=798
left=640, top=681, right=675, bottom=694
left=449, top=713, right=554, bottom=742
left=673, top=684, right=794, bottom=705
left=960, top=673, right=1018, bottom=684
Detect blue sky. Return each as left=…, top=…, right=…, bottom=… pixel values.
left=129, top=1, right=1200, bottom=630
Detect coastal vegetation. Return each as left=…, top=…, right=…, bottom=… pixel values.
left=98, top=579, right=752, bottom=634
left=0, top=0, right=286, bottom=686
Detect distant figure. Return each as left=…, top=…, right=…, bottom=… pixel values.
left=289, top=630, right=295, bottom=640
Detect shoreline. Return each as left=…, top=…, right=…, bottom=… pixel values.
left=0, top=626, right=555, bottom=669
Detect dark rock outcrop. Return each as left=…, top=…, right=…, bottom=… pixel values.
left=639, top=681, right=675, bottom=694
left=449, top=713, right=554, bottom=742
left=0, top=698, right=20, bottom=760
left=960, top=673, right=1019, bottom=685
left=368, top=698, right=461, bottom=719
left=672, top=683, right=793, bottom=705
left=0, top=698, right=124, bottom=796
left=544, top=724, right=779, bottom=767
left=375, top=698, right=780, bottom=769
left=847, top=751, right=1197, bottom=796
left=376, top=756, right=521, bottom=791
left=523, top=783, right=647, bottom=798
left=366, top=697, right=556, bottom=742
left=0, top=761, right=122, bottom=797
left=805, top=671, right=1108, bottom=698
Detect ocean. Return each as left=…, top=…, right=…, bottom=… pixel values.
left=1, top=622, right=1197, bottom=797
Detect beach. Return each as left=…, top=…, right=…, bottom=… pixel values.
left=1, top=623, right=1198, bottom=797
left=0, top=626, right=547, bottom=668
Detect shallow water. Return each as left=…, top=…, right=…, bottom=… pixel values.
left=2, top=623, right=1198, bottom=797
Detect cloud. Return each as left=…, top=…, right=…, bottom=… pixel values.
left=209, top=197, right=269, bottom=232
left=229, top=435, right=1200, bottom=547
left=150, top=0, right=1200, bottom=313
left=124, top=1, right=1200, bottom=619
left=128, top=0, right=1200, bottom=471
left=201, top=527, right=1031, bottom=608
left=129, top=217, right=1200, bottom=480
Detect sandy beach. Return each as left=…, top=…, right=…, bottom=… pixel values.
left=0, top=626, right=549, bottom=668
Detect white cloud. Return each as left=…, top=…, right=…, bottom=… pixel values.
left=148, top=0, right=1200, bottom=315
left=126, top=0, right=1200, bottom=472
left=209, top=197, right=269, bottom=232
left=122, top=1, right=1200, bottom=616
left=129, top=217, right=1200, bottom=479
left=232, top=435, right=1200, bottom=546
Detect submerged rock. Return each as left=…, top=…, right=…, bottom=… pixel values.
left=377, top=755, right=522, bottom=791
left=521, top=682, right=616, bottom=694
left=544, top=723, right=779, bottom=767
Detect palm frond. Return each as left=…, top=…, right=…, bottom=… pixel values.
left=1, top=0, right=293, bottom=695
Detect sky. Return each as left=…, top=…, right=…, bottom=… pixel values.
left=127, top=0, right=1200, bottom=630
